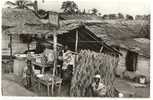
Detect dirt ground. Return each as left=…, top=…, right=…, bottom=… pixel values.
left=135, top=85, right=150, bottom=97
left=2, top=73, right=37, bottom=96
left=114, top=78, right=150, bottom=97
left=2, top=73, right=69, bottom=96
left=1, top=73, right=150, bottom=97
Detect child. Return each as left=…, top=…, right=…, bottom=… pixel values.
left=27, top=60, right=33, bottom=88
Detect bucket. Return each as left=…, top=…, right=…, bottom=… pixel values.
left=139, top=76, right=146, bottom=84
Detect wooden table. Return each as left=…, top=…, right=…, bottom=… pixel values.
left=32, top=75, right=62, bottom=96
left=32, top=61, right=52, bottom=74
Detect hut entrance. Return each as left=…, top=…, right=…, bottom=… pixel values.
left=126, top=51, right=138, bottom=72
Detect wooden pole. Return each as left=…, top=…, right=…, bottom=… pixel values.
left=75, top=29, right=79, bottom=53
left=27, top=43, right=30, bottom=51
left=100, top=46, right=103, bottom=53
left=100, top=42, right=104, bottom=53
left=51, top=30, right=57, bottom=96
left=50, top=12, right=59, bottom=96
left=74, top=29, right=79, bottom=70
left=9, top=34, right=12, bottom=61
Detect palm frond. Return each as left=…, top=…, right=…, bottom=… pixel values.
left=6, top=1, right=16, bottom=6
left=24, top=6, right=33, bottom=10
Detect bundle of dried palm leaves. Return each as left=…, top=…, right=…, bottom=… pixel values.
left=70, top=50, right=119, bottom=97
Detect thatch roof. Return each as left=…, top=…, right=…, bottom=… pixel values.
left=5, top=21, right=80, bottom=35
left=40, top=19, right=148, bottom=56
left=2, top=8, right=83, bottom=34
left=84, top=20, right=150, bottom=57
left=2, top=8, right=42, bottom=27
left=57, top=25, right=121, bottom=55
left=120, top=38, right=150, bottom=58
left=3, top=8, right=148, bottom=57
left=59, top=14, right=103, bottom=20
left=2, top=8, right=80, bottom=34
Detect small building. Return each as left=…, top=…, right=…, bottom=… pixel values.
left=135, top=15, right=150, bottom=20
left=114, top=38, right=150, bottom=81
left=2, top=8, right=119, bottom=56
left=52, top=15, right=150, bottom=81
left=2, top=8, right=121, bottom=77
left=3, top=8, right=149, bottom=81
left=84, top=21, right=150, bottom=81
left=2, top=8, right=42, bottom=56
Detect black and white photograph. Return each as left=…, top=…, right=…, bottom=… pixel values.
left=1, top=0, right=151, bottom=98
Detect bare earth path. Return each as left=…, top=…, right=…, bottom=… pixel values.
left=2, top=73, right=37, bottom=96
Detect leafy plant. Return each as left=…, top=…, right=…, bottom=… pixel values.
left=6, top=0, right=34, bottom=10
left=61, top=1, right=78, bottom=14
left=91, top=8, right=98, bottom=15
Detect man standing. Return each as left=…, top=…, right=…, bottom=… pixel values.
left=62, top=45, right=74, bottom=71
left=62, top=45, right=74, bottom=95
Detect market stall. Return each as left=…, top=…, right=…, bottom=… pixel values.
left=3, top=8, right=121, bottom=96
left=2, top=9, right=72, bottom=95
left=6, top=31, right=63, bottom=96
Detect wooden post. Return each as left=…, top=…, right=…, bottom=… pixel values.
left=51, top=30, right=57, bottom=96
left=100, top=46, right=104, bottom=53
left=74, top=29, right=79, bottom=71
left=9, top=34, right=13, bottom=61
left=75, top=29, right=79, bottom=53
left=49, top=12, right=59, bottom=96
left=27, top=43, right=30, bottom=51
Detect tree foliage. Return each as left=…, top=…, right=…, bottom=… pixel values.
left=36, top=9, right=49, bottom=19
left=91, top=8, right=98, bottom=15
left=6, top=0, right=34, bottom=9
left=82, top=9, right=86, bottom=14
left=109, top=14, right=117, bottom=19
left=118, top=13, right=124, bottom=19
left=126, top=14, right=134, bottom=20
left=61, top=1, right=78, bottom=14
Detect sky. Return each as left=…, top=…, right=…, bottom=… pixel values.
left=2, top=0, right=150, bottom=16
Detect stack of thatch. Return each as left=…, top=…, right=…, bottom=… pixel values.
left=70, top=50, right=119, bottom=97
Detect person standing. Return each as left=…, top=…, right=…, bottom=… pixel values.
left=62, top=45, right=75, bottom=71
left=57, top=50, right=63, bottom=77
left=25, top=60, right=33, bottom=89
left=62, top=45, right=74, bottom=95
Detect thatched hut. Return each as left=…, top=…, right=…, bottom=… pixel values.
left=2, top=8, right=121, bottom=76
left=83, top=20, right=150, bottom=82
left=2, top=8, right=43, bottom=56
left=2, top=8, right=124, bottom=97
